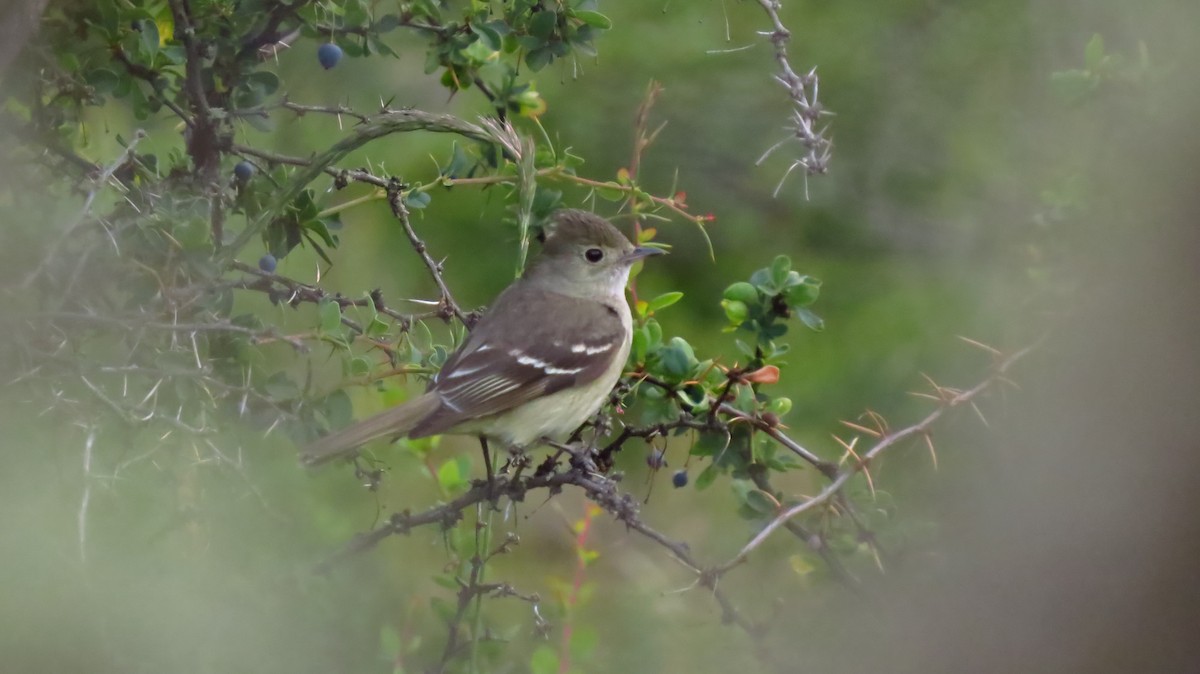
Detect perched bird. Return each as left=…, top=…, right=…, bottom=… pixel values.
left=300, top=209, right=663, bottom=467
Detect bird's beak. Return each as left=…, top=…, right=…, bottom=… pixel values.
left=623, top=246, right=666, bottom=263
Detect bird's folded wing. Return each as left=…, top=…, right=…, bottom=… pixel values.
left=410, top=287, right=626, bottom=438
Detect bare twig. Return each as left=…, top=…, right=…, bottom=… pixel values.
left=21, top=130, right=147, bottom=288
left=78, top=427, right=96, bottom=562
left=229, top=260, right=433, bottom=329
left=752, top=0, right=833, bottom=190
left=384, top=181, right=470, bottom=325
left=719, top=340, right=1039, bottom=571
left=226, top=109, right=491, bottom=255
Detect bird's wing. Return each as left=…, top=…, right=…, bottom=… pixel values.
left=410, top=285, right=626, bottom=438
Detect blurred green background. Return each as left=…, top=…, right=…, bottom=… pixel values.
left=3, top=1, right=1200, bottom=673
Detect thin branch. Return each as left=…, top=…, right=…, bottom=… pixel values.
left=752, top=0, right=833, bottom=184
left=229, top=261, right=430, bottom=329
left=719, top=340, right=1040, bottom=572
left=384, top=181, right=470, bottom=325
left=78, top=427, right=96, bottom=563
left=21, top=130, right=148, bottom=288
left=225, top=109, right=491, bottom=255
left=718, top=402, right=836, bottom=478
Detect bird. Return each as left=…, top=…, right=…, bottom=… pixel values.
left=299, top=209, right=664, bottom=468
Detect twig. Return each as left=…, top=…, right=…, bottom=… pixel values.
left=384, top=181, right=470, bottom=325
left=718, top=402, right=836, bottom=478
left=752, top=0, right=833, bottom=186
left=226, top=109, right=491, bottom=255
left=718, top=340, right=1039, bottom=572
left=78, top=427, right=96, bottom=563
left=21, top=130, right=148, bottom=288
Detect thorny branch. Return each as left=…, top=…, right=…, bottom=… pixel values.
left=11, top=16, right=1023, bottom=657
left=167, top=0, right=225, bottom=246
left=385, top=183, right=472, bottom=326
left=753, top=0, right=834, bottom=196
left=320, top=339, right=1038, bottom=643
left=228, top=260, right=448, bottom=331
left=21, top=129, right=148, bottom=289
left=720, top=339, right=1040, bottom=573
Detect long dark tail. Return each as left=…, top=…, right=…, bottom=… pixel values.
left=300, top=392, right=440, bottom=466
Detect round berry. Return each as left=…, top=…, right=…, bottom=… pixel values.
left=645, top=449, right=666, bottom=470
left=258, top=253, right=277, bottom=273
left=672, top=469, right=688, bottom=488
left=317, top=43, right=343, bottom=70
left=234, top=161, right=255, bottom=182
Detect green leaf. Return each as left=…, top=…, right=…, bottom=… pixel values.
left=745, top=490, right=777, bottom=515
left=305, top=217, right=339, bottom=248
left=244, top=112, right=275, bottom=133
left=525, top=46, right=553, bottom=72
left=646, top=291, right=683, bottom=314
left=140, top=19, right=160, bottom=57
left=343, top=0, right=369, bottom=26
left=783, top=277, right=820, bottom=307
left=437, top=455, right=471, bottom=493
left=658, top=337, right=697, bottom=379
left=529, top=10, right=557, bottom=39
left=594, top=182, right=625, bottom=201
left=690, top=432, right=726, bottom=458
left=723, top=281, right=759, bottom=304
left=748, top=267, right=772, bottom=290
left=85, top=69, right=121, bottom=95
left=630, top=326, right=648, bottom=363
left=463, top=38, right=497, bottom=64
left=770, top=255, right=792, bottom=289
left=473, top=23, right=502, bottom=51
left=731, top=480, right=776, bottom=516
left=319, top=300, right=342, bottom=334
left=404, top=190, right=432, bottom=209
left=694, top=463, right=718, bottom=490
left=321, top=389, right=353, bottom=428
left=376, top=14, right=401, bottom=33
left=769, top=396, right=792, bottom=416
left=348, top=356, right=371, bottom=377
left=245, top=70, right=281, bottom=96
left=569, top=626, right=598, bottom=661
left=529, top=646, right=559, bottom=674
left=366, top=316, right=389, bottom=338
left=646, top=319, right=663, bottom=348
left=431, top=574, right=458, bottom=590
left=721, top=299, right=748, bottom=325
left=796, top=307, right=824, bottom=332
left=573, top=10, right=612, bottom=29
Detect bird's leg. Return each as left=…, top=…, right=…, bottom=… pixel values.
left=546, top=438, right=598, bottom=474
left=479, top=436, right=494, bottom=483
left=508, top=446, right=533, bottom=480
left=503, top=444, right=530, bottom=475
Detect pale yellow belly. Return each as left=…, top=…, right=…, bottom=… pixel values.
left=456, top=340, right=630, bottom=447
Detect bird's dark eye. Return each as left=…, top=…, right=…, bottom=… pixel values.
left=585, top=248, right=604, bottom=263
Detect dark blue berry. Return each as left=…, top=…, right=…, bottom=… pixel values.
left=258, top=253, right=277, bottom=273
left=672, top=469, right=688, bottom=488
left=234, top=161, right=255, bottom=181
left=317, top=43, right=343, bottom=70
left=646, top=449, right=666, bottom=470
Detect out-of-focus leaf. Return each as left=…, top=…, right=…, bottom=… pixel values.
left=319, top=300, right=342, bottom=334
left=646, top=291, right=683, bottom=314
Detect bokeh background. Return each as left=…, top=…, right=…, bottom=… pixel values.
left=3, top=1, right=1200, bottom=672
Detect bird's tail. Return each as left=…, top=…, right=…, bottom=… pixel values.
left=300, top=392, right=440, bottom=467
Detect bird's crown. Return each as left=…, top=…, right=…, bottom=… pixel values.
left=540, top=209, right=632, bottom=254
